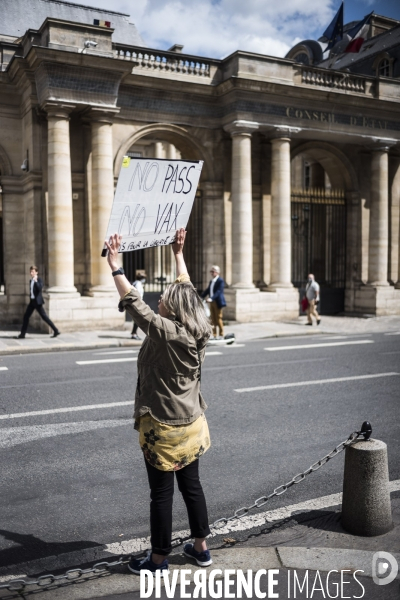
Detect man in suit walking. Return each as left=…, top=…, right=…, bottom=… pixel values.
left=201, top=265, right=226, bottom=339
left=18, top=266, right=60, bottom=338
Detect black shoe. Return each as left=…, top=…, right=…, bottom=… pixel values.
left=183, top=543, right=213, bottom=567
left=17, top=334, right=25, bottom=339
left=128, top=551, right=169, bottom=575
left=317, top=319, right=321, bottom=326
left=51, top=330, right=60, bottom=338
left=305, top=322, right=312, bottom=326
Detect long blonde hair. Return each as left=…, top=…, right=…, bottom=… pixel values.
left=162, top=282, right=212, bottom=344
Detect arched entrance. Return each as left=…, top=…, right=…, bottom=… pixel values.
left=291, top=143, right=358, bottom=314
left=114, top=126, right=211, bottom=304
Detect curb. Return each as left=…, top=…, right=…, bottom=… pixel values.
left=0, top=340, right=142, bottom=357
left=0, top=329, right=325, bottom=356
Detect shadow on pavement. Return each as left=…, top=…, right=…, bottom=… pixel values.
left=0, top=529, right=102, bottom=569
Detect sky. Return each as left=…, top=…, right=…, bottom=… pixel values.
left=68, top=0, right=400, bottom=59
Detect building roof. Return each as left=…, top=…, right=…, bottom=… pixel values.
left=0, top=0, right=145, bottom=46
left=318, top=22, right=400, bottom=70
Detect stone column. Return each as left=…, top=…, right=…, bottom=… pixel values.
left=45, top=104, right=77, bottom=293
left=225, top=121, right=258, bottom=288
left=166, top=143, right=176, bottom=160
left=90, top=110, right=117, bottom=291
left=269, top=136, right=293, bottom=289
left=368, top=147, right=389, bottom=286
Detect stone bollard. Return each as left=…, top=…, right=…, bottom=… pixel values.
left=341, top=439, right=393, bottom=536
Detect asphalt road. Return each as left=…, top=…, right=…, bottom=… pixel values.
left=0, top=331, right=399, bottom=569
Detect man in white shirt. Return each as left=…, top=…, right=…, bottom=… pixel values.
left=305, top=273, right=321, bottom=326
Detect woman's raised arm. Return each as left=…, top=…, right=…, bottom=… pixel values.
left=171, top=228, right=189, bottom=279
left=105, top=233, right=132, bottom=298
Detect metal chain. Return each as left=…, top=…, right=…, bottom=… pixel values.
left=0, top=422, right=372, bottom=593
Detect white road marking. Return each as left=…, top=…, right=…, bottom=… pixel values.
left=0, top=375, right=123, bottom=390
left=235, top=372, right=399, bottom=393
left=2, top=479, right=399, bottom=578
left=0, top=419, right=132, bottom=449
left=265, top=340, right=374, bottom=351
left=385, top=331, right=400, bottom=335
left=205, top=351, right=223, bottom=356
left=93, top=349, right=138, bottom=355
left=0, top=367, right=8, bottom=371
left=203, top=357, right=329, bottom=372
left=223, top=344, right=246, bottom=348
left=0, top=400, right=135, bottom=421
left=76, top=357, right=138, bottom=365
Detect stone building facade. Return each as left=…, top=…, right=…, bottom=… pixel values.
left=0, top=3, right=399, bottom=330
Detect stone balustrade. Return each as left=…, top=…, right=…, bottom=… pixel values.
left=301, top=66, right=366, bottom=93
left=114, top=45, right=213, bottom=78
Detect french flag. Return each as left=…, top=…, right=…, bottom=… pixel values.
left=344, top=12, right=373, bottom=53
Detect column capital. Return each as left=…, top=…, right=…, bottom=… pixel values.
left=224, top=120, right=259, bottom=137
left=43, top=103, right=76, bottom=120
left=202, top=181, right=224, bottom=198
left=86, top=106, right=120, bottom=124
left=371, top=138, right=397, bottom=153
left=270, top=126, right=301, bottom=140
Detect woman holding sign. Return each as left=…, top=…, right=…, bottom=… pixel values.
left=105, top=229, right=213, bottom=575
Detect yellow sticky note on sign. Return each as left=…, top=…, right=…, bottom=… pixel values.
left=122, top=156, right=131, bottom=168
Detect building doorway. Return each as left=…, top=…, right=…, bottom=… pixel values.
left=291, top=157, right=346, bottom=313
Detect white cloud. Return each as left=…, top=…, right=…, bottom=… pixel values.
left=67, top=0, right=336, bottom=58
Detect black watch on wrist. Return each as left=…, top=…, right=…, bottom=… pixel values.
left=112, top=268, right=125, bottom=277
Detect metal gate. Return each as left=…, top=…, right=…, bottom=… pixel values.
left=123, top=190, right=203, bottom=312
left=0, top=216, right=4, bottom=293
left=291, top=188, right=346, bottom=314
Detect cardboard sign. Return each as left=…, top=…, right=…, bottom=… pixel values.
left=103, top=157, right=203, bottom=254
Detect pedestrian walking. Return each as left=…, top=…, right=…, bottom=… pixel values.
left=201, top=266, right=226, bottom=339
left=131, top=270, right=146, bottom=340
left=304, top=273, right=321, bottom=326
left=105, top=228, right=213, bottom=575
left=17, top=266, right=60, bottom=338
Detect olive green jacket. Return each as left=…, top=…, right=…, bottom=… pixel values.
left=119, top=288, right=208, bottom=425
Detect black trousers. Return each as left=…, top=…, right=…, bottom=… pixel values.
left=21, top=300, right=58, bottom=335
left=131, top=321, right=138, bottom=335
left=144, top=458, right=210, bottom=556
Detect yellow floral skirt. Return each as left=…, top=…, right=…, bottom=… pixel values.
left=135, top=413, right=211, bottom=471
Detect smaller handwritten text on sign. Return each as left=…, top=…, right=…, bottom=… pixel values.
left=104, top=157, right=203, bottom=253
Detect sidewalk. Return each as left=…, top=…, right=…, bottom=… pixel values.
left=1, top=492, right=399, bottom=598
left=1, top=314, right=400, bottom=355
